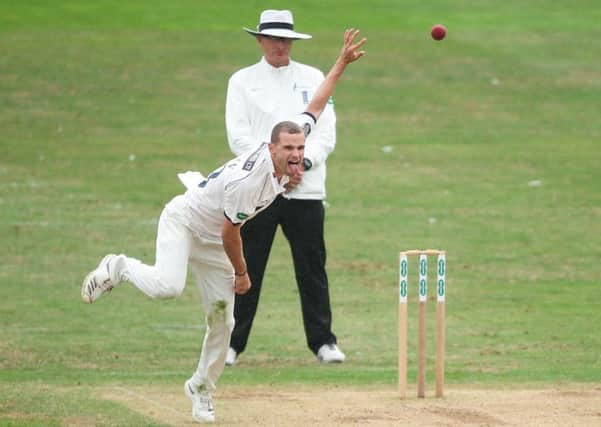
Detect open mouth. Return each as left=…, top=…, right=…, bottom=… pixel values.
left=288, top=160, right=300, bottom=175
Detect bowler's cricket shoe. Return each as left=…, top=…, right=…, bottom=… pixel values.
left=81, top=254, right=117, bottom=303
left=317, top=343, right=346, bottom=363
left=185, top=380, right=215, bottom=423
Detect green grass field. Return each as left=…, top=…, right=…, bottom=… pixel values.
left=1, top=1, right=600, bottom=425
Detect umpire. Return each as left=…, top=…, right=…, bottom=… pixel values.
left=224, top=9, right=345, bottom=364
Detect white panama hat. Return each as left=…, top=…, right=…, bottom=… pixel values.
left=244, top=10, right=312, bottom=40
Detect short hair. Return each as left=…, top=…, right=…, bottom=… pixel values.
left=270, top=121, right=302, bottom=144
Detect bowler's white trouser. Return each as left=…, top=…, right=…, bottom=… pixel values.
left=109, top=195, right=235, bottom=392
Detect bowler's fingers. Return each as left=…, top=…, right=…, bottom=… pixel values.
left=344, top=29, right=366, bottom=47
left=343, top=28, right=367, bottom=62
left=354, top=37, right=367, bottom=51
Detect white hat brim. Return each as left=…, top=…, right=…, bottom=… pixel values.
left=243, top=27, right=312, bottom=40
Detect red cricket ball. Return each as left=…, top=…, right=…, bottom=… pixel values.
left=431, top=24, right=447, bottom=41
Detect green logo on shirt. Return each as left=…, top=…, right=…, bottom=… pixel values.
left=236, top=212, right=249, bottom=220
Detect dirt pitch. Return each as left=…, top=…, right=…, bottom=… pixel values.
left=102, top=384, right=601, bottom=426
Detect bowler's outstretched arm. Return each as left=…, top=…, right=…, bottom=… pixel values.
left=304, top=29, right=367, bottom=121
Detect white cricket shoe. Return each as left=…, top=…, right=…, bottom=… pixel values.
left=184, top=380, right=215, bottom=423
left=225, top=347, right=237, bottom=366
left=317, top=344, right=346, bottom=363
left=81, top=254, right=117, bottom=304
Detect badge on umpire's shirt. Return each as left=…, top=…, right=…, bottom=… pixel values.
left=302, top=90, right=309, bottom=104
left=295, top=84, right=312, bottom=105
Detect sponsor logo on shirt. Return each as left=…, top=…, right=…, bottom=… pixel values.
left=243, top=143, right=266, bottom=171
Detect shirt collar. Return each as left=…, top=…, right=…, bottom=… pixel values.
left=263, top=144, right=289, bottom=191
left=260, top=56, right=293, bottom=73
left=279, top=174, right=290, bottom=188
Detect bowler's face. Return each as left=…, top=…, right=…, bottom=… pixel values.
left=269, top=132, right=305, bottom=178
left=257, top=35, right=293, bottom=68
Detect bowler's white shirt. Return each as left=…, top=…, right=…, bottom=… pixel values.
left=183, top=143, right=288, bottom=242
left=226, top=57, right=336, bottom=200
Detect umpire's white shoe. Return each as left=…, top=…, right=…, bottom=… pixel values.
left=185, top=380, right=215, bottom=423
left=81, top=254, right=117, bottom=304
left=225, top=347, right=237, bottom=366
left=317, top=344, right=346, bottom=363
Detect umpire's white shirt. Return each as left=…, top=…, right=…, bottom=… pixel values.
left=226, top=57, right=336, bottom=200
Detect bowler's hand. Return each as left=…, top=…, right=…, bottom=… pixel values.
left=285, top=169, right=303, bottom=191
left=339, top=29, right=367, bottom=65
left=234, top=273, right=251, bottom=295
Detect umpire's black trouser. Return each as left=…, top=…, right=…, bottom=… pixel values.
left=229, top=195, right=337, bottom=355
